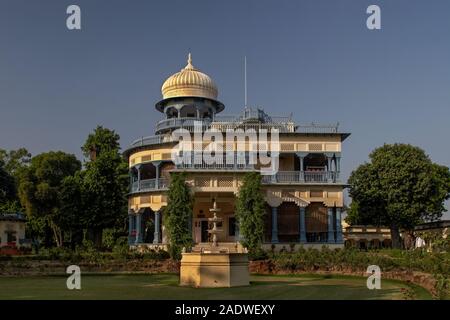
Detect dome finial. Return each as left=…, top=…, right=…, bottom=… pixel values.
left=185, top=52, right=194, bottom=70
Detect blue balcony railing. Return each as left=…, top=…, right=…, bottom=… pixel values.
left=130, top=178, right=169, bottom=193
left=262, top=171, right=339, bottom=184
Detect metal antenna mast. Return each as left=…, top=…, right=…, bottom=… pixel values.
left=244, top=56, right=248, bottom=108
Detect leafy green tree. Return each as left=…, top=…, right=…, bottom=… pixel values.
left=18, top=151, right=81, bottom=247
left=59, top=173, right=85, bottom=248
left=164, top=172, right=193, bottom=259
left=80, top=126, right=128, bottom=248
left=348, top=144, right=450, bottom=248
left=235, top=172, right=265, bottom=254
left=0, top=148, right=31, bottom=212
left=0, top=162, right=16, bottom=212
left=0, top=148, right=31, bottom=177
left=82, top=125, right=120, bottom=161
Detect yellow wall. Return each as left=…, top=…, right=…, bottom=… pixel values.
left=128, top=134, right=342, bottom=167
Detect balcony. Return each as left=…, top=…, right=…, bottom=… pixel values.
left=262, top=171, right=340, bottom=184
left=156, top=117, right=211, bottom=133
left=129, top=135, right=175, bottom=148
left=175, top=162, right=254, bottom=171
left=130, top=178, right=169, bottom=193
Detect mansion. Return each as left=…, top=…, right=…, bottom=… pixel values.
left=123, top=54, right=350, bottom=249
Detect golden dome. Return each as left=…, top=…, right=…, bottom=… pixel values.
left=161, top=53, right=218, bottom=100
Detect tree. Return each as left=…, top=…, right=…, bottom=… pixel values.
left=18, top=151, right=81, bottom=247
left=0, top=162, right=16, bottom=212
left=80, top=126, right=128, bottom=248
left=82, top=125, right=120, bottom=161
left=164, top=172, right=193, bottom=259
left=0, top=148, right=31, bottom=177
left=235, top=172, right=265, bottom=254
left=348, top=144, right=450, bottom=248
left=59, top=173, right=85, bottom=248
left=0, top=148, right=31, bottom=212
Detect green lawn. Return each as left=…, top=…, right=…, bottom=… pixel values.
left=0, top=273, right=432, bottom=300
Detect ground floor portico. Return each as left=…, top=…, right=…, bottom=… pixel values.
left=128, top=191, right=344, bottom=249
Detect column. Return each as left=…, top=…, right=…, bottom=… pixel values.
left=327, top=156, right=332, bottom=171
left=136, top=164, right=142, bottom=191
left=128, top=211, right=134, bottom=245
left=135, top=212, right=143, bottom=244
left=299, top=207, right=307, bottom=243
left=271, top=206, right=279, bottom=243
left=296, top=152, right=307, bottom=182
left=327, top=207, right=335, bottom=243
left=325, top=153, right=333, bottom=182
left=154, top=161, right=161, bottom=189
left=335, top=156, right=341, bottom=181
left=335, top=207, right=343, bottom=243
left=299, top=156, right=304, bottom=182
left=153, top=211, right=160, bottom=244
left=327, top=156, right=332, bottom=182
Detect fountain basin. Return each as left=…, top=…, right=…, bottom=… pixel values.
left=180, top=252, right=249, bottom=287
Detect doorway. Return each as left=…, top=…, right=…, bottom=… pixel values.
left=201, top=221, right=209, bottom=242
left=194, top=219, right=210, bottom=243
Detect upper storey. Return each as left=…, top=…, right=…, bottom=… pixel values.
left=124, top=55, right=350, bottom=155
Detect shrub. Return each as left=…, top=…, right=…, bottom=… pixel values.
left=248, top=248, right=268, bottom=261
left=78, top=239, right=102, bottom=264
left=112, top=237, right=130, bottom=261
left=434, top=273, right=449, bottom=300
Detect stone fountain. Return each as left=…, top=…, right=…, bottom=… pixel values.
left=179, top=199, right=249, bottom=287
left=208, top=200, right=222, bottom=249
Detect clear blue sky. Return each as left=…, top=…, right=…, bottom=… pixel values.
left=1, top=0, right=449, bottom=217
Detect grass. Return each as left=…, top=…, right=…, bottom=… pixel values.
left=0, top=273, right=433, bottom=300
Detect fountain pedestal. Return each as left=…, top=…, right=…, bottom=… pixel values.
left=179, top=199, right=250, bottom=288
left=180, top=252, right=249, bottom=287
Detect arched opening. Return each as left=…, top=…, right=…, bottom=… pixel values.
left=142, top=208, right=155, bottom=243
left=359, top=239, right=368, bottom=250
left=179, top=104, right=198, bottom=118
left=303, top=154, right=329, bottom=182
left=140, top=163, right=156, bottom=180
left=165, top=106, right=179, bottom=119
left=345, top=239, right=356, bottom=248
left=303, top=153, right=327, bottom=171
left=370, top=239, right=380, bottom=249
left=278, top=202, right=299, bottom=242
left=305, top=202, right=328, bottom=242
